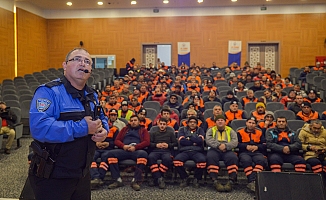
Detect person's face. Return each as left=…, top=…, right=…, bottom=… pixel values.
left=209, top=91, right=216, bottom=98
left=276, top=118, right=287, bottom=129
left=288, top=91, right=296, bottom=98
left=264, top=91, right=271, bottom=98
left=133, top=89, right=140, bottom=95
left=295, top=96, right=304, bottom=104
left=194, top=97, right=200, bottom=103
left=158, top=120, right=167, bottom=131
left=207, top=82, right=213, bottom=87
left=123, top=85, right=129, bottom=92
left=187, top=112, right=196, bottom=118
left=213, top=106, right=222, bottom=116
left=230, top=104, right=238, bottom=112
left=138, top=113, right=146, bottom=120
left=162, top=111, right=170, bottom=119
left=140, top=86, right=147, bottom=93
left=308, top=92, right=316, bottom=99
left=175, top=87, right=181, bottom=93
left=275, top=87, right=282, bottom=93
left=294, top=86, right=301, bottom=92
left=254, top=81, right=261, bottom=87
left=191, top=90, right=197, bottom=96
left=112, top=90, right=119, bottom=97
left=121, top=105, right=128, bottom=111
left=105, top=86, right=111, bottom=92
left=302, top=106, right=311, bottom=114
left=114, top=80, right=119, bottom=87
left=131, top=99, right=138, bottom=106
left=276, top=76, right=281, bottom=81
left=265, top=114, right=274, bottom=122
left=188, top=119, right=198, bottom=130
left=130, top=117, right=140, bottom=127
left=109, top=96, right=116, bottom=104
left=216, top=119, right=226, bottom=129
left=0, top=104, right=6, bottom=111
left=237, top=82, right=244, bottom=88
left=257, top=106, right=265, bottom=114
left=246, top=120, right=256, bottom=131
left=109, top=112, right=117, bottom=121
left=310, top=123, right=322, bottom=135
left=247, top=91, right=254, bottom=98
left=63, top=49, right=92, bottom=83
left=227, top=94, right=233, bottom=98
left=170, top=96, right=177, bottom=103
left=132, top=81, right=138, bottom=86
left=216, top=73, right=222, bottom=78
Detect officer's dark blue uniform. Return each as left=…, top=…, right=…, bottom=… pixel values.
left=28, top=76, right=109, bottom=200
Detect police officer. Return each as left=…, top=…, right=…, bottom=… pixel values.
left=29, top=48, right=108, bottom=200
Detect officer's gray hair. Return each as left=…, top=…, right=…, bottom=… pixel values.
left=65, top=47, right=89, bottom=62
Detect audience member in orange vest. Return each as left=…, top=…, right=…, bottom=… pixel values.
left=101, top=85, right=111, bottom=100
left=225, top=101, right=247, bottom=125
left=254, top=62, right=265, bottom=72
left=126, top=58, right=135, bottom=71
left=129, top=88, right=145, bottom=105
left=187, top=81, right=201, bottom=93
left=272, top=84, right=287, bottom=101
left=304, top=89, right=323, bottom=103
left=230, top=62, right=241, bottom=71
left=213, top=72, right=226, bottom=81
left=181, top=110, right=204, bottom=129
left=240, top=90, right=258, bottom=107
left=128, top=98, right=143, bottom=113
left=205, top=105, right=224, bottom=131
left=170, top=85, right=185, bottom=100
left=203, top=90, right=221, bottom=103
left=258, top=111, right=277, bottom=134
left=284, top=77, right=293, bottom=88
left=161, top=108, right=179, bottom=131
left=184, top=95, right=205, bottom=113
left=138, top=108, right=152, bottom=131
left=105, top=95, right=121, bottom=116
left=139, top=85, right=150, bottom=101
left=249, top=81, right=266, bottom=93
left=203, top=80, right=217, bottom=92
left=108, top=109, right=126, bottom=131
left=279, top=89, right=296, bottom=107
left=110, top=79, right=123, bottom=93
left=296, top=102, right=320, bottom=123
left=250, top=102, right=267, bottom=121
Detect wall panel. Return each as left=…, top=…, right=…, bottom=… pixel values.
left=45, top=13, right=326, bottom=76
left=0, top=7, right=14, bottom=82
left=17, top=8, right=48, bottom=76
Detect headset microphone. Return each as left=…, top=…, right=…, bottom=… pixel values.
left=84, top=69, right=90, bottom=73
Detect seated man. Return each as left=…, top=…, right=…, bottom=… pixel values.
left=128, top=97, right=142, bottom=113
left=206, top=115, right=238, bottom=192
left=153, top=105, right=180, bottom=125
left=0, top=101, right=17, bottom=154
left=104, top=95, right=121, bottom=115
left=203, top=90, right=221, bottom=103
left=205, top=105, right=224, bottom=131
left=90, top=125, right=120, bottom=189
left=165, top=94, right=183, bottom=113
left=288, top=94, right=304, bottom=114
left=181, top=109, right=204, bottom=129
left=258, top=111, right=276, bottom=134
left=240, top=90, right=258, bottom=107
left=237, top=117, right=267, bottom=192
left=266, top=117, right=306, bottom=173
left=138, top=108, right=152, bottom=131
left=148, top=118, right=178, bottom=189
left=250, top=102, right=267, bottom=121
left=259, top=89, right=278, bottom=104
left=299, top=120, right=326, bottom=178
left=174, top=116, right=206, bottom=188
left=224, top=100, right=247, bottom=125
left=118, top=101, right=134, bottom=121
left=304, top=89, right=323, bottom=103
left=296, top=101, right=320, bottom=123
left=108, top=109, right=126, bottom=131
left=161, top=108, right=179, bottom=131
left=107, top=115, right=150, bottom=191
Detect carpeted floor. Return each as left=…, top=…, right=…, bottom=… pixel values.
left=0, top=137, right=255, bottom=200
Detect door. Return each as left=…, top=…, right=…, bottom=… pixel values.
left=142, top=45, right=157, bottom=68
left=248, top=43, right=279, bottom=72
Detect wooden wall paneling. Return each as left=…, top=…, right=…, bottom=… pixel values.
left=0, top=7, right=14, bottom=82
left=17, top=8, right=48, bottom=76
left=300, top=30, right=318, bottom=47
left=249, top=15, right=266, bottom=31
left=299, top=14, right=320, bottom=30
left=265, top=15, right=285, bottom=30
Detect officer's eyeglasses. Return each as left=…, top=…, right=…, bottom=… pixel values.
left=66, top=56, right=92, bottom=66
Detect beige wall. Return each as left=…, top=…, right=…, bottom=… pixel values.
left=2, top=9, right=326, bottom=81
left=17, top=8, right=48, bottom=77
left=0, top=7, right=14, bottom=82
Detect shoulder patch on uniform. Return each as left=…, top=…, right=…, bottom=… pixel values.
left=45, top=80, right=62, bottom=88
left=37, top=99, right=51, bottom=112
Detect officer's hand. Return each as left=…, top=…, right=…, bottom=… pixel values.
left=85, top=117, right=102, bottom=134
left=92, top=127, right=107, bottom=142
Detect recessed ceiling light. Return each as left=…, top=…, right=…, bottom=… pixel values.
left=66, top=2, right=72, bottom=6
left=98, top=2, right=103, bottom=5
left=163, top=0, right=169, bottom=4
left=266, top=0, right=272, bottom=1
left=231, top=0, right=237, bottom=2
left=131, top=1, right=137, bottom=5
left=198, top=0, right=203, bottom=3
